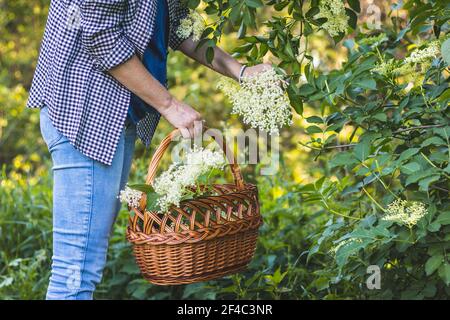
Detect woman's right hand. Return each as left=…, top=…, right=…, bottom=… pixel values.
left=160, top=97, right=202, bottom=139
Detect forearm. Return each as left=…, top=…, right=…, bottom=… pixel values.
left=108, top=54, right=201, bottom=137
left=178, top=37, right=243, bottom=81
left=109, top=55, right=172, bottom=113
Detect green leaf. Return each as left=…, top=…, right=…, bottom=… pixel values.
left=303, top=20, right=314, bottom=36
left=128, top=184, right=154, bottom=193
left=146, top=192, right=161, bottom=211
left=306, top=6, right=320, bottom=18
left=347, top=0, right=361, bottom=13
left=329, top=151, right=356, bottom=168
left=188, top=0, right=201, bottom=8
left=421, top=282, right=437, bottom=298
left=287, top=83, right=303, bottom=114
left=354, top=139, right=371, bottom=161
left=345, top=8, right=358, bottom=30
left=441, top=38, right=450, bottom=66
left=438, top=264, right=450, bottom=286
left=229, top=4, right=242, bottom=23
left=245, top=0, right=263, bottom=9
left=429, top=151, right=447, bottom=164
left=398, top=148, right=420, bottom=162
left=299, top=83, right=316, bottom=96
left=238, top=20, right=247, bottom=38
left=427, top=222, right=441, bottom=232
left=335, top=240, right=368, bottom=267
left=372, top=113, right=387, bottom=122
left=206, top=46, right=215, bottom=64
left=418, top=174, right=440, bottom=191
left=306, top=116, right=323, bottom=124
left=435, top=211, right=450, bottom=226
left=400, top=162, right=421, bottom=174
left=306, top=125, right=323, bottom=134
left=405, top=169, right=437, bottom=186
left=290, top=98, right=303, bottom=115
left=353, top=78, right=377, bottom=90
left=311, top=277, right=330, bottom=291
left=421, top=136, right=446, bottom=147
left=425, top=254, right=443, bottom=275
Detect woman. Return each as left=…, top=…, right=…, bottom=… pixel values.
left=27, top=0, right=270, bottom=299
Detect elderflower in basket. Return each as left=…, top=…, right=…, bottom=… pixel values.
left=119, top=147, right=225, bottom=213
left=217, top=68, right=293, bottom=134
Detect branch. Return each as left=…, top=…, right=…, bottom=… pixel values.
left=394, top=124, right=445, bottom=134
left=324, top=143, right=356, bottom=149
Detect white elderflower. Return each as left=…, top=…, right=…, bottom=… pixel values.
left=404, top=41, right=440, bottom=64
left=316, top=0, right=349, bottom=37
left=176, top=10, right=206, bottom=42
left=391, top=41, right=440, bottom=78
left=118, top=185, right=142, bottom=208
left=217, top=68, right=293, bottom=134
left=373, top=41, right=440, bottom=90
left=382, top=199, right=428, bottom=228
left=152, top=147, right=225, bottom=212
left=372, top=59, right=396, bottom=77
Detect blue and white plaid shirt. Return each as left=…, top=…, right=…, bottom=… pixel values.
left=27, top=0, right=189, bottom=165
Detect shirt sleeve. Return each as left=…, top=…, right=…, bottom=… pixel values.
left=80, top=0, right=136, bottom=71
left=168, top=0, right=191, bottom=51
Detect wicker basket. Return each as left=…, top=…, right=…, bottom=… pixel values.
left=126, top=129, right=263, bottom=285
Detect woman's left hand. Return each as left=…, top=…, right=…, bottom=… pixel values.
left=240, top=63, right=288, bottom=87
left=241, top=63, right=273, bottom=78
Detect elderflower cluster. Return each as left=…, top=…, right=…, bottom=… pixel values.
left=118, top=185, right=142, bottom=208
left=372, top=41, right=441, bottom=90
left=152, top=147, right=225, bottom=212
left=316, top=0, right=349, bottom=37
left=382, top=199, right=428, bottom=228
left=404, top=41, right=440, bottom=64
left=176, top=10, right=205, bottom=42
left=217, top=68, right=292, bottom=134
left=372, top=59, right=396, bottom=77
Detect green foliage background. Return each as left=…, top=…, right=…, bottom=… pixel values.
left=0, top=0, right=449, bottom=299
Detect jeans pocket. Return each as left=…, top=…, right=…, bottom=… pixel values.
left=39, top=107, right=65, bottom=150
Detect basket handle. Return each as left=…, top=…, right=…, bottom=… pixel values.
left=144, top=128, right=245, bottom=190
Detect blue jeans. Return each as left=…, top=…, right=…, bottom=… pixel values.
left=39, top=106, right=137, bottom=299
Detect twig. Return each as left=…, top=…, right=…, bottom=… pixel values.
left=394, top=124, right=445, bottom=134
left=362, top=187, right=386, bottom=212
left=299, top=124, right=446, bottom=153
left=431, top=185, right=450, bottom=193
left=324, top=143, right=356, bottom=149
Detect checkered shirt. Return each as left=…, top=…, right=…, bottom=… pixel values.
left=27, top=0, right=189, bottom=165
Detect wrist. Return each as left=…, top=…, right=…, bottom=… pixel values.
left=228, top=61, right=244, bottom=82
left=158, top=94, right=175, bottom=116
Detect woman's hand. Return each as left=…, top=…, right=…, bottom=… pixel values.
left=241, top=63, right=273, bottom=79
left=241, top=63, right=289, bottom=88
left=160, top=97, right=202, bottom=139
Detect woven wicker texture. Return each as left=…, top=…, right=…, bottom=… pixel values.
left=126, top=129, right=263, bottom=285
